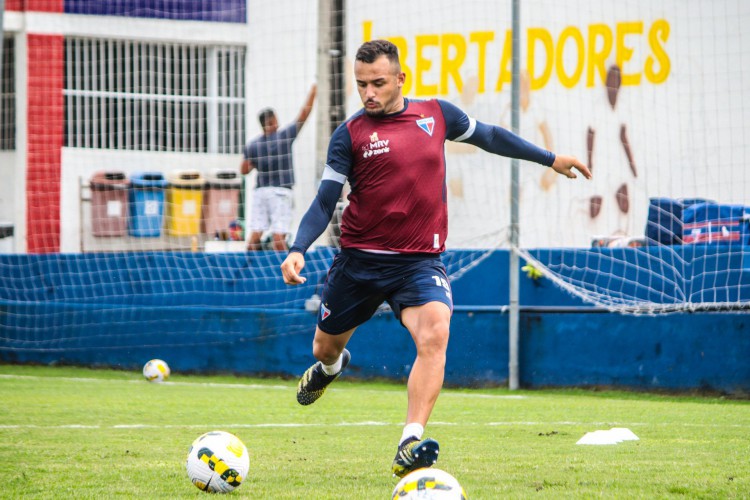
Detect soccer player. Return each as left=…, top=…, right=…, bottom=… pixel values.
left=280, top=39, right=591, bottom=477
left=241, top=85, right=316, bottom=251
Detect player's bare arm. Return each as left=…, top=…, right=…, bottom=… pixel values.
left=240, top=158, right=256, bottom=176
left=295, top=85, right=317, bottom=129
left=551, top=154, right=592, bottom=180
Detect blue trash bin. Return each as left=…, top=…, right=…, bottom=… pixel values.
left=129, top=172, right=168, bottom=237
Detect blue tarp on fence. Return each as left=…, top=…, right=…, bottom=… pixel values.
left=0, top=247, right=748, bottom=392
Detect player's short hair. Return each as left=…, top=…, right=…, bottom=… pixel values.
left=355, top=39, right=400, bottom=70
left=258, top=108, right=276, bottom=127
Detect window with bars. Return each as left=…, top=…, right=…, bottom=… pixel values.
left=63, top=37, right=246, bottom=154
left=0, top=36, right=15, bottom=151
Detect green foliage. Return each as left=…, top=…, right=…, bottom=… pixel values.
left=1, top=365, right=748, bottom=499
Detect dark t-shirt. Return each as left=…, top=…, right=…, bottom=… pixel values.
left=244, top=123, right=299, bottom=188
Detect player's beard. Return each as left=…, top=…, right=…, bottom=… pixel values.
left=364, top=100, right=385, bottom=117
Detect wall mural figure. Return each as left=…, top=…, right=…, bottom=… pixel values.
left=584, top=64, right=639, bottom=241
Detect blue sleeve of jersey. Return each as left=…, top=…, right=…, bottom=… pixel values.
left=467, top=121, right=555, bottom=166
left=326, top=121, right=354, bottom=176
left=290, top=120, right=353, bottom=254
left=438, top=100, right=555, bottom=167
left=289, top=180, right=343, bottom=254
left=439, top=99, right=474, bottom=140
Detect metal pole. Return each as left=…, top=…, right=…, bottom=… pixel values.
left=315, top=0, right=333, bottom=182
left=316, top=0, right=346, bottom=247
left=508, top=0, right=521, bottom=390
left=315, top=0, right=345, bottom=180
left=0, top=0, right=5, bottom=99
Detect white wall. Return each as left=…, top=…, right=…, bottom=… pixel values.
left=345, top=0, right=750, bottom=248
left=5, top=2, right=749, bottom=252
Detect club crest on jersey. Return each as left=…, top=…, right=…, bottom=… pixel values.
left=320, top=303, right=331, bottom=321
left=416, top=117, right=435, bottom=136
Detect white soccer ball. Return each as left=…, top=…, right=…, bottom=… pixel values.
left=392, top=468, right=467, bottom=499
left=142, top=359, right=170, bottom=383
left=186, top=431, right=251, bottom=493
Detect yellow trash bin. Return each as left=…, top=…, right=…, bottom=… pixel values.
left=166, top=170, right=205, bottom=236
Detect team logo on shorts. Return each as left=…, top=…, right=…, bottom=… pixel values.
left=320, top=303, right=331, bottom=321
left=416, top=117, right=435, bottom=136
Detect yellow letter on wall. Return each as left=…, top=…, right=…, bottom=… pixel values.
left=415, top=34, right=440, bottom=96
left=494, top=29, right=512, bottom=93
left=616, top=21, right=643, bottom=85
left=527, top=28, right=553, bottom=90
left=587, top=23, right=613, bottom=87
left=387, top=36, right=413, bottom=95
left=362, top=20, right=372, bottom=42
left=556, top=26, right=585, bottom=89
left=441, top=34, right=467, bottom=95
left=645, top=19, right=671, bottom=84
left=470, top=31, right=494, bottom=94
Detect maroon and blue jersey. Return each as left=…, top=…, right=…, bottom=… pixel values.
left=329, top=99, right=456, bottom=253
left=290, top=98, right=555, bottom=255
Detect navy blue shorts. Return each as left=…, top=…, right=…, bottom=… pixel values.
left=316, top=249, right=453, bottom=335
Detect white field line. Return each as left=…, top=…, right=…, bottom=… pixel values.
left=1, top=421, right=748, bottom=430
left=0, top=373, right=289, bottom=390
left=0, top=422, right=399, bottom=430
left=0, top=421, right=588, bottom=430
left=0, top=373, right=527, bottom=399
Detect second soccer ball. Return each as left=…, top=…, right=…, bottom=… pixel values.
left=142, top=359, right=170, bottom=382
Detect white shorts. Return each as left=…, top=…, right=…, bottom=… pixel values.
left=249, top=186, right=294, bottom=234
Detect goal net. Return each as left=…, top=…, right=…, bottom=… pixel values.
left=347, top=0, right=749, bottom=313
left=0, top=0, right=748, bottom=361
left=505, top=0, right=750, bottom=313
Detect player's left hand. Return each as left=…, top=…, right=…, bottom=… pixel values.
left=551, top=154, right=592, bottom=180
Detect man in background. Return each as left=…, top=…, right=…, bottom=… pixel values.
left=241, top=85, right=316, bottom=250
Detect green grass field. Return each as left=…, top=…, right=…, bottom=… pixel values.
left=1, top=364, right=748, bottom=499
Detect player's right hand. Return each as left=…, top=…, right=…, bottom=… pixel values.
left=280, top=252, right=307, bottom=285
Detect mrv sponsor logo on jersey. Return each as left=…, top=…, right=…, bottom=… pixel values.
left=363, top=131, right=390, bottom=158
